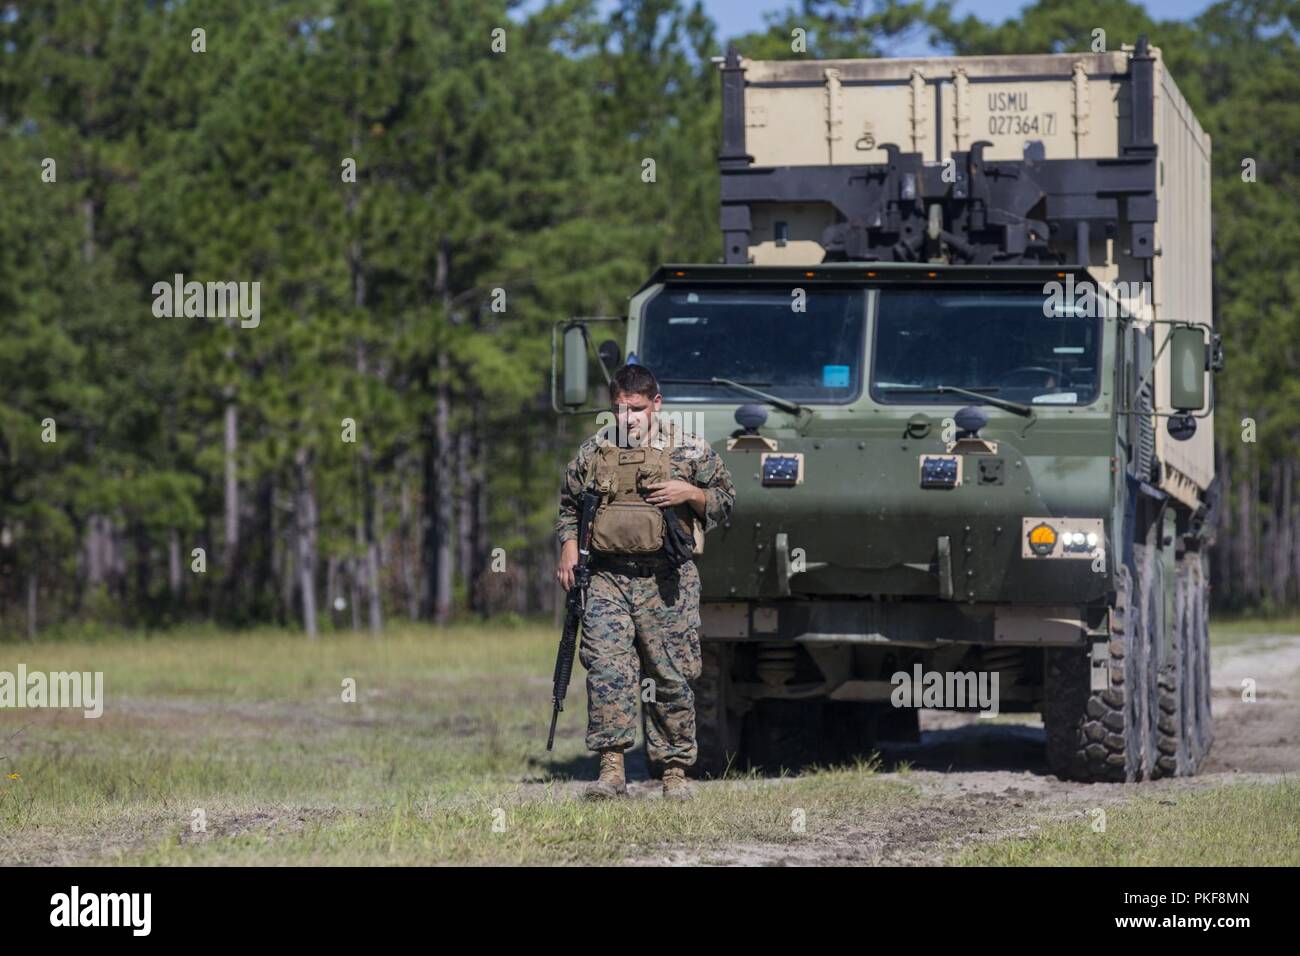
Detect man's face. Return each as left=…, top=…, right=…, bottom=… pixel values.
left=612, top=390, right=662, bottom=445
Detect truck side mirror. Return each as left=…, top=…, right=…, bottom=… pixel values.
left=562, top=324, right=589, bottom=406
left=1168, top=327, right=1207, bottom=411
left=597, top=339, right=621, bottom=370
left=1167, top=415, right=1197, bottom=441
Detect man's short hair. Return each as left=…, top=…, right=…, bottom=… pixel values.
left=609, top=363, right=660, bottom=401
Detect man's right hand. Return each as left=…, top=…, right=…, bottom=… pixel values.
left=556, top=539, right=579, bottom=591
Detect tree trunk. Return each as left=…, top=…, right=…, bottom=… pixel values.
left=350, top=558, right=361, bottom=631
left=280, top=484, right=295, bottom=624
left=1281, top=458, right=1295, bottom=607
left=224, top=396, right=239, bottom=559
left=376, top=488, right=387, bottom=570
left=294, top=448, right=319, bottom=639
left=423, top=237, right=455, bottom=625
left=400, top=473, right=419, bottom=620
left=457, top=429, right=470, bottom=591
left=26, top=570, right=37, bottom=640
left=134, top=521, right=151, bottom=614
left=1269, top=461, right=1285, bottom=606
left=169, top=530, right=182, bottom=600
left=1235, top=448, right=1251, bottom=607
left=1249, top=455, right=1261, bottom=605
left=457, top=427, right=478, bottom=613
left=1215, top=442, right=1231, bottom=607
left=348, top=147, right=383, bottom=636
left=420, top=433, right=437, bottom=620
left=110, top=520, right=127, bottom=603
left=1291, top=460, right=1300, bottom=609
left=433, top=356, right=454, bottom=624
left=472, top=401, right=490, bottom=617
left=84, top=513, right=112, bottom=600
left=254, top=476, right=276, bottom=621
left=363, top=459, right=382, bottom=635
left=325, top=555, right=338, bottom=627
left=81, top=195, right=95, bottom=264
left=78, top=193, right=103, bottom=614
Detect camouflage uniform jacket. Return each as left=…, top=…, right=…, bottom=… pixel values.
left=555, top=415, right=735, bottom=546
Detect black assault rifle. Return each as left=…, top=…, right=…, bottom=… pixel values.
left=546, top=484, right=602, bottom=750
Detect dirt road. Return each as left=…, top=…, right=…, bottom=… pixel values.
left=6, top=631, right=1294, bottom=865
left=614, top=634, right=1300, bottom=865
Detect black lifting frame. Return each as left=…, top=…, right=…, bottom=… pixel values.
left=718, top=37, right=1160, bottom=273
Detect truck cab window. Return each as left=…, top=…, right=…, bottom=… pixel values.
left=640, top=286, right=867, bottom=404
left=871, top=286, right=1101, bottom=406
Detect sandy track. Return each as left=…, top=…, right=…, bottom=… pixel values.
left=616, top=634, right=1300, bottom=865
left=7, top=635, right=1295, bottom=866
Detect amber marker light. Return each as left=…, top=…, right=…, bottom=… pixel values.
left=1028, top=522, right=1058, bottom=556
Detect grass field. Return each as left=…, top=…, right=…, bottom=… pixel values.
left=0, top=623, right=920, bottom=864
left=1, top=616, right=1296, bottom=865
left=1208, top=614, right=1300, bottom=645
left=957, top=781, right=1300, bottom=866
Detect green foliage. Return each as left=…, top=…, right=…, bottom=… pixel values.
left=1, top=0, right=1297, bottom=632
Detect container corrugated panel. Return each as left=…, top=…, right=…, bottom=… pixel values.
left=1150, top=57, right=1214, bottom=498
left=742, top=51, right=1131, bottom=167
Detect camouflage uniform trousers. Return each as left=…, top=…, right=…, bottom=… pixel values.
left=579, top=560, right=702, bottom=765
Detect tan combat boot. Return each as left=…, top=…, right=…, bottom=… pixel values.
left=662, top=764, right=693, bottom=801
left=584, top=750, right=628, bottom=800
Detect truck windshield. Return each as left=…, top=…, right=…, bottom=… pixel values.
left=871, top=287, right=1101, bottom=406
left=639, top=285, right=866, bottom=403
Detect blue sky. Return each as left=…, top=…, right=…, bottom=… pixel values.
left=706, top=0, right=1216, bottom=46
left=519, top=1, right=1220, bottom=53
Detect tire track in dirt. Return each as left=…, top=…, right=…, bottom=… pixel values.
left=9, top=636, right=1294, bottom=865
left=616, top=634, right=1300, bottom=865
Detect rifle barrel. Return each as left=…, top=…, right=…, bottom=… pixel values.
left=546, top=706, right=560, bottom=751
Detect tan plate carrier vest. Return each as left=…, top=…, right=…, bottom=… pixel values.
left=586, top=444, right=702, bottom=556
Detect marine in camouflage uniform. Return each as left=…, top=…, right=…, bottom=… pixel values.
left=556, top=399, right=735, bottom=798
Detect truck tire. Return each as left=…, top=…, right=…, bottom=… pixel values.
left=823, top=701, right=880, bottom=764
left=689, top=643, right=743, bottom=778
left=1043, top=551, right=1160, bottom=782
left=1193, top=550, right=1215, bottom=757
left=1154, top=547, right=1214, bottom=776
left=1135, top=537, right=1164, bottom=781
left=743, top=699, right=823, bottom=773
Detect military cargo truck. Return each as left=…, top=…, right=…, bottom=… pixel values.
left=556, top=38, right=1222, bottom=783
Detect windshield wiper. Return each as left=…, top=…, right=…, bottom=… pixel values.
left=877, top=384, right=1034, bottom=418
left=658, top=377, right=805, bottom=416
